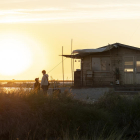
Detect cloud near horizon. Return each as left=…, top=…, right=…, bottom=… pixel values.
left=0, top=3, right=140, bottom=23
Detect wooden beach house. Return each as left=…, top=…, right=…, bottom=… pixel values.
left=63, top=43, right=140, bottom=87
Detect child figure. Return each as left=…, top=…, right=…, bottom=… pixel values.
left=33, top=78, right=40, bottom=92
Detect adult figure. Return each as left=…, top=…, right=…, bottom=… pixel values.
left=33, top=78, right=40, bottom=92
left=41, top=70, right=49, bottom=94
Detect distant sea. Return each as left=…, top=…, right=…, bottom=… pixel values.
left=0, top=87, right=33, bottom=93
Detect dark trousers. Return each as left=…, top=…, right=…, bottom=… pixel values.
left=42, top=85, right=48, bottom=94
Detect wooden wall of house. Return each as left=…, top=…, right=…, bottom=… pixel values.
left=81, top=56, right=91, bottom=85
left=81, top=46, right=140, bottom=86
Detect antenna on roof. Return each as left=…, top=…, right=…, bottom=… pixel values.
left=71, top=39, right=73, bottom=85
left=62, top=46, right=64, bottom=87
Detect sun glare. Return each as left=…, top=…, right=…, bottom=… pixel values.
left=0, top=36, right=32, bottom=75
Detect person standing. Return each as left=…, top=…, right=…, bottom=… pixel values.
left=41, top=70, right=49, bottom=94
left=33, top=78, right=40, bottom=92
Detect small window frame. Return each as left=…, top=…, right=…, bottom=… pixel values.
left=136, top=57, right=140, bottom=73
left=92, top=57, right=111, bottom=72
left=124, top=56, right=134, bottom=73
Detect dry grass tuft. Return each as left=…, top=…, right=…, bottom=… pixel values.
left=0, top=90, right=139, bottom=139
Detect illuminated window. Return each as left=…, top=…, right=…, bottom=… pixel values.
left=124, top=57, right=134, bottom=72
left=124, top=69, right=133, bottom=72
left=136, top=57, right=140, bottom=72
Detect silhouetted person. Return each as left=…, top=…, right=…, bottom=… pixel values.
left=33, top=78, right=40, bottom=92
left=41, top=70, right=49, bottom=94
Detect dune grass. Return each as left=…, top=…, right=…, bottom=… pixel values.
left=0, top=89, right=140, bottom=140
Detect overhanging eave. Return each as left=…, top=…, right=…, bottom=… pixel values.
left=60, top=54, right=83, bottom=59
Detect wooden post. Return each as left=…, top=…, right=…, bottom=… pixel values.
left=62, top=46, right=64, bottom=87
left=73, top=42, right=74, bottom=86
left=81, top=58, right=83, bottom=86
left=71, top=39, right=73, bottom=86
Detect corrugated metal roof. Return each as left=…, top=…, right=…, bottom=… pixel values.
left=61, top=43, right=140, bottom=59
left=115, top=43, right=140, bottom=50
left=73, top=43, right=140, bottom=54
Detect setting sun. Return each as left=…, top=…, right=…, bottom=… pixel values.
left=0, top=35, right=32, bottom=75
left=0, top=0, right=140, bottom=139
left=0, top=0, right=140, bottom=80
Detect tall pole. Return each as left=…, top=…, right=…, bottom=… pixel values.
left=62, top=46, right=64, bottom=87
left=71, top=39, right=73, bottom=85
left=73, top=40, right=74, bottom=86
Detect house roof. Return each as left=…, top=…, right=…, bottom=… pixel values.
left=73, top=43, right=140, bottom=54
left=61, top=43, right=140, bottom=59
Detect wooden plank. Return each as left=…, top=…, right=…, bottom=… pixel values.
left=124, top=73, right=134, bottom=84
left=136, top=73, right=140, bottom=84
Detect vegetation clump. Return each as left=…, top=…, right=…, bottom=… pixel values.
left=0, top=89, right=140, bottom=140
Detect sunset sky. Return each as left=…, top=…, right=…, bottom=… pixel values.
left=0, top=0, right=140, bottom=80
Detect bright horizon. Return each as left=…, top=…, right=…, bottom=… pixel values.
left=0, top=0, right=140, bottom=80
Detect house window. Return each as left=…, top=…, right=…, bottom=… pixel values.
left=136, top=57, right=140, bottom=72
left=92, top=57, right=110, bottom=71
left=92, top=58, right=101, bottom=71
left=101, top=57, right=110, bottom=71
left=124, top=57, right=134, bottom=72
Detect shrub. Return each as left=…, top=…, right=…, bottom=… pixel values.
left=95, top=92, right=140, bottom=138
left=0, top=90, right=139, bottom=139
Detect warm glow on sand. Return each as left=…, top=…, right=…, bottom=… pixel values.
left=0, top=35, right=32, bottom=75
